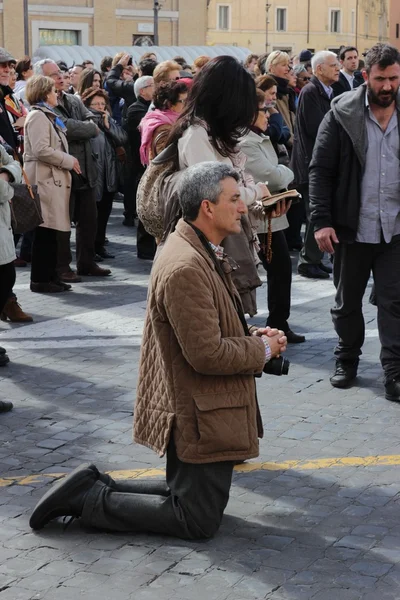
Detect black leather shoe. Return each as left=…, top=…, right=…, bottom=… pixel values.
left=318, top=262, right=333, bottom=274
left=0, top=346, right=6, bottom=354
left=95, top=247, right=115, bottom=259
left=330, top=359, right=359, bottom=388
left=29, top=463, right=99, bottom=530
left=385, top=378, right=400, bottom=402
left=286, top=330, right=306, bottom=344
left=0, top=353, right=10, bottom=367
left=0, top=400, right=13, bottom=412
left=123, top=217, right=135, bottom=227
left=298, top=264, right=330, bottom=279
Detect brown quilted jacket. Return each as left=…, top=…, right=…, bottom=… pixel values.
left=134, top=219, right=266, bottom=464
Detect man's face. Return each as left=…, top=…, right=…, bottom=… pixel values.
left=0, top=61, right=11, bottom=86
left=42, top=62, right=64, bottom=91
left=70, top=66, right=83, bottom=87
left=140, top=80, right=155, bottom=101
left=364, top=63, right=400, bottom=108
left=318, top=58, right=340, bottom=85
left=247, top=58, right=257, bottom=72
left=63, top=71, right=70, bottom=91
left=206, top=177, right=246, bottom=239
left=342, top=50, right=359, bottom=74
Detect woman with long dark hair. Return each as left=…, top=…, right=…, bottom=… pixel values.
left=168, top=56, right=288, bottom=316
left=76, top=68, right=103, bottom=97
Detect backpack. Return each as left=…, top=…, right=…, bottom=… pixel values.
left=136, top=142, right=184, bottom=240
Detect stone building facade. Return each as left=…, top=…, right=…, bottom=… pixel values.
left=207, top=0, right=389, bottom=56
left=1, top=0, right=208, bottom=59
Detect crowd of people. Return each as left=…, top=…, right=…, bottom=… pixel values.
left=28, top=42, right=400, bottom=540
left=1, top=41, right=400, bottom=414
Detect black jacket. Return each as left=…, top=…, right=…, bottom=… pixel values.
left=90, top=110, right=128, bottom=200
left=291, top=76, right=332, bottom=186
left=125, top=96, right=151, bottom=173
left=54, top=92, right=99, bottom=190
left=309, top=83, right=400, bottom=242
left=332, top=70, right=364, bottom=98
left=106, top=64, right=137, bottom=126
left=0, top=85, right=17, bottom=149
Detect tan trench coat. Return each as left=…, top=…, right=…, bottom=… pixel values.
left=24, top=105, right=75, bottom=232
left=134, top=220, right=266, bottom=465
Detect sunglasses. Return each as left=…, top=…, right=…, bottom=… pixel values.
left=259, top=106, right=269, bottom=113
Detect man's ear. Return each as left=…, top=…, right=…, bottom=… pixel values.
left=200, top=199, right=213, bottom=220
left=362, top=69, right=368, bottom=83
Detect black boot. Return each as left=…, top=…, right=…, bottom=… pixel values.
left=385, top=378, right=400, bottom=402
left=0, top=400, right=13, bottom=412
left=330, top=359, right=359, bottom=388
left=29, top=463, right=99, bottom=530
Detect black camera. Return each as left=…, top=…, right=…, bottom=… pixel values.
left=263, top=356, right=290, bottom=376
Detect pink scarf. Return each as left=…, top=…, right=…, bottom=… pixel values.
left=139, top=108, right=179, bottom=165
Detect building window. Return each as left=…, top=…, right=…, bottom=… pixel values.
left=351, top=10, right=355, bottom=34
left=330, top=9, right=341, bottom=33
left=217, top=5, right=231, bottom=31
left=276, top=8, right=287, bottom=32
left=39, top=29, right=80, bottom=46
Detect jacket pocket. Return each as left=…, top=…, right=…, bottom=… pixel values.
left=193, top=392, right=250, bottom=455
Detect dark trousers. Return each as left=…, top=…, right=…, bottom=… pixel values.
left=284, top=197, right=306, bottom=249
left=57, top=188, right=97, bottom=272
left=258, top=230, right=292, bottom=332
left=95, top=191, right=114, bottom=250
left=123, top=167, right=141, bottom=220
left=31, top=227, right=57, bottom=283
left=14, top=229, right=34, bottom=261
left=137, top=219, right=156, bottom=259
left=81, top=438, right=234, bottom=540
left=332, top=235, right=400, bottom=381
left=0, top=262, right=16, bottom=314
left=298, top=184, right=323, bottom=266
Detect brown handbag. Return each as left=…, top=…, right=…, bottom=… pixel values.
left=10, top=166, right=43, bottom=234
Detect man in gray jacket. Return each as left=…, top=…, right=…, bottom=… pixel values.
left=33, top=60, right=110, bottom=279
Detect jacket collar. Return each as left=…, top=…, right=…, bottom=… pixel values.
left=174, top=219, right=217, bottom=271
left=310, top=75, right=332, bottom=100
left=331, top=83, right=400, bottom=167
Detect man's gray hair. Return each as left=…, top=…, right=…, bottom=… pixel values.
left=33, top=59, right=55, bottom=75
left=134, top=75, right=153, bottom=98
left=311, top=51, right=337, bottom=74
left=178, top=162, right=240, bottom=221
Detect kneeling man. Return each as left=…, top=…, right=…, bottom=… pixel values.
left=30, top=162, right=287, bottom=539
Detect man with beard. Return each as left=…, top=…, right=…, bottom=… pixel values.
left=309, top=43, right=400, bottom=399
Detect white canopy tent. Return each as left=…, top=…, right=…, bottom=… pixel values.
left=32, top=45, right=251, bottom=69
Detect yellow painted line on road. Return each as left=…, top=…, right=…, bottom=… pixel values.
left=1, top=454, right=400, bottom=487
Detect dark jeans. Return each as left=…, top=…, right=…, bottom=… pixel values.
left=57, top=188, right=97, bottom=273
left=31, top=227, right=57, bottom=283
left=298, top=184, right=323, bottom=266
left=95, top=190, right=114, bottom=250
left=332, top=235, right=400, bottom=381
left=81, top=438, right=234, bottom=540
left=0, top=262, right=16, bottom=314
left=258, top=230, right=292, bottom=332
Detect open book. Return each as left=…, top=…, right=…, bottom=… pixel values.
left=261, top=189, right=301, bottom=209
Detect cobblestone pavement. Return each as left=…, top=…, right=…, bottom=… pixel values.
left=1, top=204, right=400, bottom=600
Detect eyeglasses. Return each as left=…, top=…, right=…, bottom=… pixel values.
left=325, top=62, right=340, bottom=68
left=49, top=71, right=63, bottom=78
left=259, top=106, right=268, bottom=113
left=301, top=76, right=312, bottom=81
left=175, top=99, right=186, bottom=104
left=90, top=102, right=107, bottom=108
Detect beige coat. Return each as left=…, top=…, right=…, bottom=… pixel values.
left=24, top=106, right=75, bottom=232
left=134, top=219, right=266, bottom=464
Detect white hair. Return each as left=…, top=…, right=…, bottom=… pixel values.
left=33, top=59, right=55, bottom=76
left=311, top=51, right=337, bottom=74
